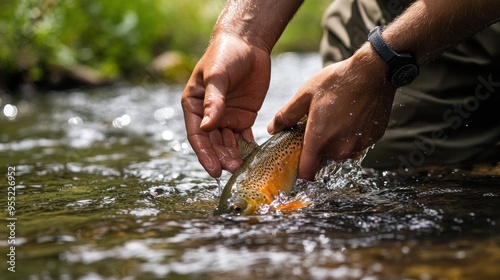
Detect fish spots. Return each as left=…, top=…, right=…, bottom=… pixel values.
left=217, top=121, right=307, bottom=215
left=233, top=189, right=268, bottom=203
left=277, top=161, right=284, bottom=173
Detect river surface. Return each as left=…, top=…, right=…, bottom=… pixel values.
left=1, top=53, right=499, bottom=280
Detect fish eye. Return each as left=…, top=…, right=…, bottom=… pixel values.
left=228, top=196, right=248, bottom=215
left=231, top=204, right=243, bottom=214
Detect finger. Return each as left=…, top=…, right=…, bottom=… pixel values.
left=240, top=128, right=255, bottom=144
left=188, top=132, right=222, bottom=178
left=182, top=75, right=223, bottom=178
left=298, top=135, right=354, bottom=180
left=297, top=111, right=350, bottom=180
left=221, top=128, right=242, bottom=161
left=184, top=107, right=221, bottom=177
left=298, top=124, right=362, bottom=180
left=209, top=130, right=242, bottom=173
left=267, top=88, right=312, bottom=134
left=297, top=125, right=324, bottom=181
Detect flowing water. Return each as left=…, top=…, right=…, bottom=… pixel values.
left=1, top=53, right=499, bottom=280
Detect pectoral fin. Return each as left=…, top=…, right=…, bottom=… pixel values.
left=274, top=193, right=311, bottom=213
left=236, top=134, right=258, bottom=159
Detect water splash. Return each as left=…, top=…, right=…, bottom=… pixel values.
left=251, top=148, right=383, bottom=215
left=288, top=146, right=403, bottom=213
left=215, top=177, right=222, bottom=196
left=314, top=146, right=370, bottom=185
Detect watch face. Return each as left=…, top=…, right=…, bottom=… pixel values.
left=391, top=64, right=419, bottom=87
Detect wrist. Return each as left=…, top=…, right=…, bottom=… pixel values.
left=214, top=26, right=273, bottom=54
left=214, top=0, right=303, bottom=53
left=367, top=26, right=419, bottom=88
left=350, top=42, right=392, bottom=88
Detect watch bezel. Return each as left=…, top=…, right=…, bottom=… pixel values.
left=390, top=63, right=420, bottom=88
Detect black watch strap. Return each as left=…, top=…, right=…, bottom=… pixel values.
left=368, top=26, right=398, bottom=64
left=368, top=26, right=419, bottom=88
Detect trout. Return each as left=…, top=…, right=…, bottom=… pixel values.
left=215, top=118, right=311, bottom=215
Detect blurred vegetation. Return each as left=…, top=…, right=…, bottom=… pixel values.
left=0, top=0, right=331, bottom=92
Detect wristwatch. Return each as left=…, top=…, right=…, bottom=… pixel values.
left=368, top=26, right=419, bottom=88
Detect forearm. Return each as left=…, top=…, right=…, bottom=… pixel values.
left=382, top=0, right=500, bottom=65
left=214, top=0, right=304, bottom=53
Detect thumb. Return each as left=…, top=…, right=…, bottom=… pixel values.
left=200, top=76, right=228, bottom=131
left=267, top=90, right=312, bottom=134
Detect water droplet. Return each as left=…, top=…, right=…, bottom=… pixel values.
left=456, top=251, right=466, bottom=259
left=162, top=130, right=173, bottom=141
left=68, top=116, right=83, bottom=126
left=154, top=107, right=175, bottom=124
left=215, top=177, right=222, bottom=196
left=401, top=246, right=410, bottom=254
left=171, top=141, right=181, bottom=151
left=112, top=114, right=131, bottom=128
left=3, top=104, right=18, bottom=120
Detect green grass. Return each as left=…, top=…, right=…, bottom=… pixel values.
left=0, top=0, right=331, bottom=88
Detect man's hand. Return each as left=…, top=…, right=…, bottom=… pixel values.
left=181, top=33, right=271, bottom=178
left=267, top=0, right=500, bottom=180
left=268, top=44, right=397, bottom=180
left=181, top=0, right=302, bottom=178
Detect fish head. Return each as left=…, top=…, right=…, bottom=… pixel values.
left=224, top=189, right=270, bottom=215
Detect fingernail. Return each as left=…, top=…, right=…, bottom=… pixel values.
left=205, top=156, right=222, bottom=178
left=267, top=122, right=275, bottom=134
left=268, top=121, right=284, bottom=135
left=200, top=115, right=210, bottom=128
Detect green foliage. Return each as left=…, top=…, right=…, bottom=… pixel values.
left=0, top=0, right=330, bottom=89
left=274, top=0, right=332, bottom=54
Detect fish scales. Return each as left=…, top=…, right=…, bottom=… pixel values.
left=216, top=120, right=307, bottom=215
